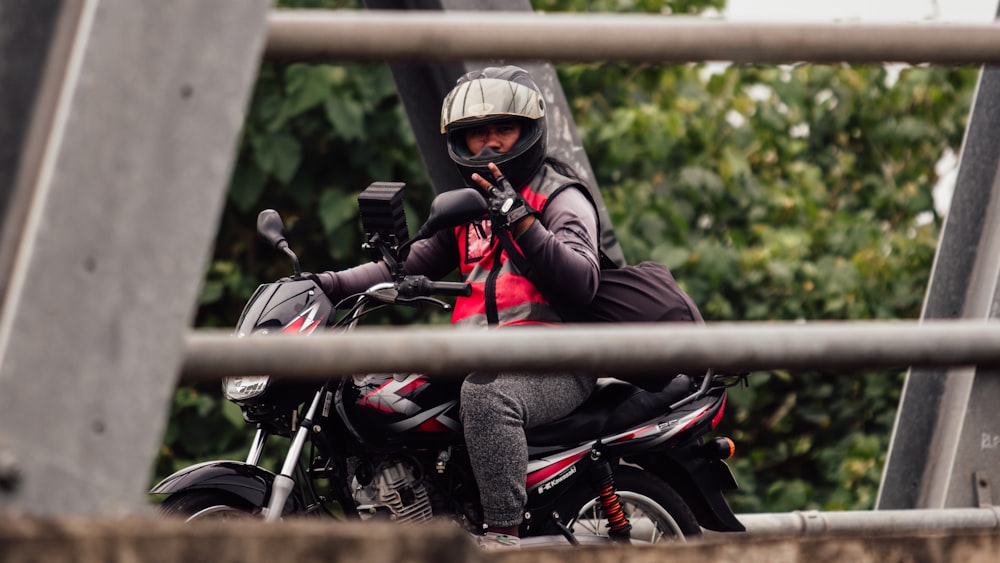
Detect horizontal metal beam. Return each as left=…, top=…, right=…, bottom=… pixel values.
left=181, top=320, right=1000, bottom=382
left=265, top=10, right=1000, bottom=65
left=735, top=508, right=1000, bottom=536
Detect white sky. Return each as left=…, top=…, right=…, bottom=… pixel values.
left=724, top=0, right=998, bottom=22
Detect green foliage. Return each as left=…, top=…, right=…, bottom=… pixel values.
left=156, top=0, right=979, bottom=514
left=197, top=60, right=432, bottom=328
left=155, top=385, right=249, bottom=478
left=557, top=61, right=975, bottom=512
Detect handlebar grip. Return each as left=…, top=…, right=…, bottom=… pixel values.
left=397, top=276, right=472, bottom=298
left=428, top=280, right=473, bottom=297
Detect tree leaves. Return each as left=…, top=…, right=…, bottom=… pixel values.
left=558, top=57, right=975, bottom=512
left=251, top=132, right=302, bottom=186
left=324, top=95, right=365, bottom=141
left=285, top=64, right=334, bottom=118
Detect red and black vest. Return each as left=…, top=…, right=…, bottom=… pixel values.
left=451, top=164, right=581, bottom=328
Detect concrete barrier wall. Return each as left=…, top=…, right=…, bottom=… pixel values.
left=2, top=517, right=1000, bottom=563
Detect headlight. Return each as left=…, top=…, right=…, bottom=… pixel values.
left=223, top=375, right=271, bottom=401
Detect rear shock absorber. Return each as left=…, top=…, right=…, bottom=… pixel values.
left=589, top=451, right=631, bottom=542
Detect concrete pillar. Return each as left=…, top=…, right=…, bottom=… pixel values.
left=0, top=0, right=79, bottom=317
left=0, top=0, right=269, bottom=515
left=877, top=0, right=1000, bottom=511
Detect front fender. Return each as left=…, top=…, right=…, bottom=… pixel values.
left=150, top=460, right=295, bottom=510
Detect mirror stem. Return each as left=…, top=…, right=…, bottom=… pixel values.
left=281, top=246, right=301, bottom=277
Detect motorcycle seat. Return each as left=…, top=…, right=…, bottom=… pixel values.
left=525, top=374, right=695, bottom=447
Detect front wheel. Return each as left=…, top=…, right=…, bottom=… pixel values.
left=158, top=490, right=261, bottom=521
left=559, top=466, right=701, bottom=544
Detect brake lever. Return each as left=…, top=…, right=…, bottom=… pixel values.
left=395, top=296, right=452, bottom=310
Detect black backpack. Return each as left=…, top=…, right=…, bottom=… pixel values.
left=493, top=179, right=703, bottom=327
left=497, top=237, right=703, bottom=328
left=555, top=259, right=703, bottom=325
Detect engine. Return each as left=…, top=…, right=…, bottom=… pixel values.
left=351, top=457, right=434, bottom=523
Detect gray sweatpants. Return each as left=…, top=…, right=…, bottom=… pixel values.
left=460, top=372, right=597, bottom=528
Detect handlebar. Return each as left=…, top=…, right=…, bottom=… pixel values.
left=396, top=276, right=472, bottom=299
left=358, top=276, right=471, bottom=309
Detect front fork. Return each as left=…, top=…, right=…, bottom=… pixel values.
left=262, top=307, right=367, bottom=521
left=263, top=389, right=325, bottom=522
left=246, top=428, right=269, bottom=466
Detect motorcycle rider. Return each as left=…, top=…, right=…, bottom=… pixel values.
left=309, top=66, right=602, bottom=549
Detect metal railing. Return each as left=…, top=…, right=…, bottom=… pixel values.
left=731, top=508, right=1000, bottom=536
left=265, top=10, right=1000, bottom=64
left=182, top=319, right=1000, bottom=381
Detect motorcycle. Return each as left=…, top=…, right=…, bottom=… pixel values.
left=151, top=182, right=747, bottom=545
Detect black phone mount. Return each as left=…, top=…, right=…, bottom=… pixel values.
left=358, top=182, right=409, bottom=278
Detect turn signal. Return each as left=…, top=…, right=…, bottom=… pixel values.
left=701, top=437, right=736, bottom=460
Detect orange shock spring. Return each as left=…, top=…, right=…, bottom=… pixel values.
left=599, top=485, right=631, bottom=536
left=592, top=460, right=631, bottom=541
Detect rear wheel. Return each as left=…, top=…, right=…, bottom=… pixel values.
left=559, top=466, right=700, bottom=544
left=158, top=490, right=261, bottom=521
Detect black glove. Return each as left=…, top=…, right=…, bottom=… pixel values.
left=487, top=174, right=537, bottom=232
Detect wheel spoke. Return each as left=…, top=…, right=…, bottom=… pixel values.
left=575, top=501, right=603, bottom=535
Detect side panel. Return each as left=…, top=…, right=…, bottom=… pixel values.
left=337, top=375, right=465, bottom=448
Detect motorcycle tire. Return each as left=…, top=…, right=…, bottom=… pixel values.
left=558, top=465, right=701, bottom=543
left=158, top=490, right=261, bottom=521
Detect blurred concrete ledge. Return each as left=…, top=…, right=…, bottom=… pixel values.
left=2, top=516, right=1000, bottom=562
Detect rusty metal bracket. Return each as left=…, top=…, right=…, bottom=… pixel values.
left=0, top=441, right=22, bottom=493
left=976, top=471, right=993, bottom=508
